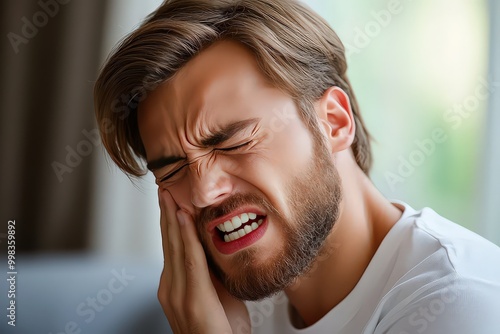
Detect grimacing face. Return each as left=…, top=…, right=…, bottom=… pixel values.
left=138, top=41, right=343, bottom=300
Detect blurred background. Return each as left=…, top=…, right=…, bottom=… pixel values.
left=0, top=0, right=498, bottom=333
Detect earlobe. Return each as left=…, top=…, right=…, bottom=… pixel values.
left=316, top=87, right=356, bottom=153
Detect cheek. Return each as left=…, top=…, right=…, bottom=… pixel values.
left=247, top=125, right=314, bottom=181
left=239, top=127, right=314, bottom=209
left=226, top=155, right=299, bottom=215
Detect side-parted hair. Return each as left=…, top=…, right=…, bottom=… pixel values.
left=94, top=0, right=372, bottom=177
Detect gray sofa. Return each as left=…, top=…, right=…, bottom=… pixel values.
left=0, top=255, right=172, bottom=334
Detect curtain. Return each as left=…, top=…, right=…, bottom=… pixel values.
left=0, top=0, right=109, bottom=252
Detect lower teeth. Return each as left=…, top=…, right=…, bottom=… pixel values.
left=224, top=219, right=263, bottom=242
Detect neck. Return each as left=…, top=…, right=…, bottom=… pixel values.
left=284, top=160, right=402, bottom=327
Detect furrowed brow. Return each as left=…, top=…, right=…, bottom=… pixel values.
left=147, top=155, right=185, bottom=172
left=200, top=118, right=260, bottom=147
left=146, top=118, right=260, bottom=172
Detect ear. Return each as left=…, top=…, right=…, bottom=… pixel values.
left=316, top=87, right=355, bottom=153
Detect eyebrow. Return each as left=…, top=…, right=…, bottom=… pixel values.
left=147, top=155, right=185, bottom=171
left=146, top=118, right=260, bottom=172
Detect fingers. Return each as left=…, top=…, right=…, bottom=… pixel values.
left=157, top=190, right=234, bottom=333
left=177, top=211, right=216, bottom=295
left=177, top=210, right=227, bottom=330
left=158, top=189, right=173, bottom=285
left=158, top=269, right=181, bottom=332
left=159, top=189, right=187, bottom=303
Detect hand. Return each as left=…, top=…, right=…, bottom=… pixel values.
left=157, top=189, right=250, bottom=334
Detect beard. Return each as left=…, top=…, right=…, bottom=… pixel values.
left=195, top=136, right=342, bottom=301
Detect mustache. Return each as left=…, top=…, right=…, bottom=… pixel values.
left=196, top=193, right=279, bottom=227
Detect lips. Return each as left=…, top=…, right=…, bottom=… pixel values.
left=216, top=212, right=265, bottom=242
left=208, top=209, right=268, bottom=255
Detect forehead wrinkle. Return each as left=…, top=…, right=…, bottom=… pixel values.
left=184, top=102, right=215, bottom=149
left=174, top=52, right=224, bottom=147
left=165, top=41, right=271, bottom=155
left=138, top=81, right=182, bottom=163
left=171, top=74, right=206, bottom=151
left=151, top=77, right=186, bottom=157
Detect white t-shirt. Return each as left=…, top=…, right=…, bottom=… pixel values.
left=245, top=202, right=500, bottom=333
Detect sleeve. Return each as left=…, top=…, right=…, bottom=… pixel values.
left=377, top=276, right=500, bottom=334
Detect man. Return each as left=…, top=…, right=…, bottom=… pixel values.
left=94, top=0, right=500, bottom=333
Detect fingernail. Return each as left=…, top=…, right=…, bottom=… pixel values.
left=176, top=211, right=186, bottom=225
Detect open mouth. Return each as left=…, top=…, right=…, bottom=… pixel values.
left=215, top=212, right=266, bottom=243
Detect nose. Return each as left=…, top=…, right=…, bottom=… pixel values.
left=189, top=159, right=233, bottom=208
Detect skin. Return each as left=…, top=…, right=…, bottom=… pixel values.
left=138, top=40, right=403, bottom=332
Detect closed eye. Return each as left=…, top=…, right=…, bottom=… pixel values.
left=159, top=163, right=189, bottom=183
left=216, top=141, right=252, bottom=152
left=158, top=141, right=252, bottom=183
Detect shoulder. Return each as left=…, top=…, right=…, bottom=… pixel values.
left=373, top=204, right=500, bottom=333
left=375, top=272, right=500, bottom=334
left=406, top=206, right=500, bottom=279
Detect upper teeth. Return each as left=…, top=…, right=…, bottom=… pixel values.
left=223, top=220, right=263, bottom=243
left=217, top=212, right=258, bottom=232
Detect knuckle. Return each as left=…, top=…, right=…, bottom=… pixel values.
left=157, top=272, right=169, bottom=305
left=157, top=285, right=169, bottom=307
left=185, top=273, right=200, bottom=288
left=168, top=241, right=177, bottom=256
left=184, top=254, right=197, bottom=272
left=158, top=286, right=181, bottom=311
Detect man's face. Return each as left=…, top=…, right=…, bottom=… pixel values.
left=138, top=41, right=342, bottom=300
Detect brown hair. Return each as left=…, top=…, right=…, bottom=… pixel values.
left=94, top=0, right=372, bottom=177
